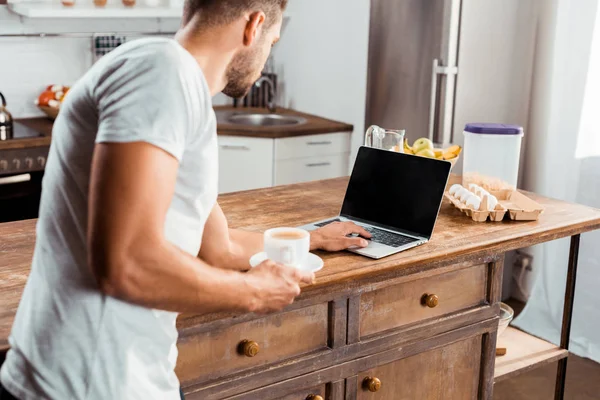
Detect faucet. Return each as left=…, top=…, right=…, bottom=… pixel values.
left=254, top=76, right=276, bottom=113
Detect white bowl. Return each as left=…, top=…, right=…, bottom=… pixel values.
left=497, top=302, right=514, bottom=338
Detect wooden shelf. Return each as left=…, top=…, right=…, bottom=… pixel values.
left=8, top=1, right=183, bottom=18
left=494, top=326, right=568, bottom=383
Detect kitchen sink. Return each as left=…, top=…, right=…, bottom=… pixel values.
left=226, top=113, right=307, bottom=127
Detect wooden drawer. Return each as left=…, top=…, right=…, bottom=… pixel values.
left=274, top=154, right=349, bottom=186
left=354, top=335, right=482, bottom=399
left=359, top=264, right=487, bottom=338
left=218, top=382, right=328, bottom=400
left=176, top=303, right=329, bottom=386
left=274, top=385, right=327, bottom=400
left=274, top=132, right=351, bottom=160
left=218, top=136, right=273, bottom=193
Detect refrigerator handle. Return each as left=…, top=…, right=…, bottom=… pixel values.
left=428, top=59, right=440, bottom=142
left=429, top=59, right=459, bottom=143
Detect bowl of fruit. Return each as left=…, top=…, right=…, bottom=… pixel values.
left=35, top=84, right=70, bottom=120
left=403, top=137, right=462, bottom=168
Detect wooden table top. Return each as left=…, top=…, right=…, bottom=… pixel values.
left=1, top=177, right=600, bottom=348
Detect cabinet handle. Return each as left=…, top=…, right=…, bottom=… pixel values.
left=221, top=145, right=250, bottom=151
left=306, top=162, right=331, bottom=167
left=306, top=141, right=332, bottom=145
left=363, top=376, right=382, bottom=392
left=422, top=293, right=439, bottom=308
left=238, top=340, right=260, bottom=357
left=306, top=395, right=324, bottom=400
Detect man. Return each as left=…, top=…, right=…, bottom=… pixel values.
left=0, top=1, right=371, bottom=399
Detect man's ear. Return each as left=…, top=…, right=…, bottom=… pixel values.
left=243, top=11, right=266, bottom=46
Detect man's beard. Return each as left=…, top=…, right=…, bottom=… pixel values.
left=222, top=47, right=262, bottom=98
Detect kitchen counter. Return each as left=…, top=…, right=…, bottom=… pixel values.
left=0, top=118, right=53, bottom=151
left=214, top=106, right=353, bottom=138
left=1, top=107, right=352, bottom=152
left=1, top=176, right=599, bottom=399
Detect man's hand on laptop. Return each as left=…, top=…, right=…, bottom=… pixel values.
left=310, top=221, right=372, bottom=251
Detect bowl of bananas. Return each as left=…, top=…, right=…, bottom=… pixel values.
left=403, top=138, right=462, bottom=168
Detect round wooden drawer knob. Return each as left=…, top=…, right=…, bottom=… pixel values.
left=363, top=376, right=382, bottom=392
left=239, top=340, right=260, bottom=357
left=306, top=395, right=324, bottom=400
left=424, top=293, right=439, bottom=308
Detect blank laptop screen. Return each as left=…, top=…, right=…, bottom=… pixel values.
left=340, top=147, right=451, bottom=239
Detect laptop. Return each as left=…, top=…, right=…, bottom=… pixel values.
left=299, top=146, right=451, bottom=259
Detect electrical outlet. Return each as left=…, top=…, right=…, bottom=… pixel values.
left=512, top=250, right=534, bottom=301
left=515, top=250, right=533, bottom=271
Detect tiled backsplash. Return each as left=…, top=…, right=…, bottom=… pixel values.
left=1, top=35, right=92, bottom=117
left=0, top=6, right=190, bottom=118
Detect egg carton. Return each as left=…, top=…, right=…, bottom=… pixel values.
left=445, top=192, right=506, bottom=222
left=445, top=189, right=544, bottom=222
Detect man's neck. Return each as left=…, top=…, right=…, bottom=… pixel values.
left=175, top=18, right=237, bottom=96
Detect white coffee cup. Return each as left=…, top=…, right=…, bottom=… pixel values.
left=264, top=227, right=310, bottom=268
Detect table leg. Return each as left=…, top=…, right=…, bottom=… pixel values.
left=554, top=234, right=580, bottom=400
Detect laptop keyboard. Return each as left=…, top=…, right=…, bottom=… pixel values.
left=314, top=219, right=420, bottom=248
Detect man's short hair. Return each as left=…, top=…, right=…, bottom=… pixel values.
left=183, top=0, right=288, bottom=28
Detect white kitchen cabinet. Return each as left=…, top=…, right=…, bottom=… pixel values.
left=218, top=136, right=274, bottom=194
left=217, top=132, right=351, bottom=194
left=274, top=154, right=350, bottom=186
left=274, top=132, right=351, bottom=160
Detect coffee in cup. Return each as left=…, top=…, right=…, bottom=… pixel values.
left=264, top=228, right=310, bottom=268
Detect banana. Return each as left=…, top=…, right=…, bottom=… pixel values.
left=443, top=151, right=458, bottom=160
left=444, top=145, right=462, bottom=156
left=403, top=138, right=414, bottom=155
left=433, top=149, right=443, bottom=158
left=441, top=144, right=462, bottom=160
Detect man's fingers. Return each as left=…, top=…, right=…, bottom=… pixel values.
left=294, top=269, right=315, bottom=285
left=341, top=222, right=372, bottom=238
left=301, top=271, right=315, bottom=285
left=344, top=236, right=369, bottom=249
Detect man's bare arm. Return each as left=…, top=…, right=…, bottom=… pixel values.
left=198, top=203, right=372, bottom=271
left=197, top=203, right=260, bottom=271
left=88, top=142, right=313, bottom=314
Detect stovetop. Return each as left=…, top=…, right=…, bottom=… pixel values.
left=11, top=122, right=45, bottom=140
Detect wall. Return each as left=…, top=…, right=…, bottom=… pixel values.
left=512, top=0, right=600, bottom=362
left=271, top=0, right=370, bottom=163
left=0, top=6, right=181, bottom=118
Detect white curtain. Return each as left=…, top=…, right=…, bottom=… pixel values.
left=512, top=0, right=600, bottom=362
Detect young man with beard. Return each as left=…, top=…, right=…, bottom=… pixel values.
left=0, top=1, right=371, bottom=399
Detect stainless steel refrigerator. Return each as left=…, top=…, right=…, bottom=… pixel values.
left=365, top=0, right=537, bottom=152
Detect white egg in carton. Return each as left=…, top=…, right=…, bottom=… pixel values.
left=445, top=183, right=545, bottom=222
left=446, top=183, right=507, bottom=222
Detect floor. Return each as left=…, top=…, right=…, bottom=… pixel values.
left=493, top=299, right=600, bottom=400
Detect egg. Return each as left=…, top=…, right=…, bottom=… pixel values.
left=468, top=183, right=479, bottom=192
left=449, top=184, right=463, bottom=196
left=453, top=187, right=467, bottom=200
left=476, top=188, right=489, bottom=198
left=458, top=188, right=471, bottom=203
left=483, top=194, right=498, bottom=211
left=466, top=194, right=482, bottom=210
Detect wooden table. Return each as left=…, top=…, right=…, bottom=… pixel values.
left=1, top=177, right=599, bottom=399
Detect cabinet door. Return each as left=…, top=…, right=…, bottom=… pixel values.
left=354, top=335, right=482, bottom=400
left=274, top=154, right=349, bottom=186
left=218, top=136, right=273, bottom=194
left=274, top=132, right=351, bottom=160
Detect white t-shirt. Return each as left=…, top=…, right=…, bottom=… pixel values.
left=0, top=38, right=218, bottom=400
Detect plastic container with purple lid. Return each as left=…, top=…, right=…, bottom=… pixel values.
left=462, top=123, right=524, bottom=190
